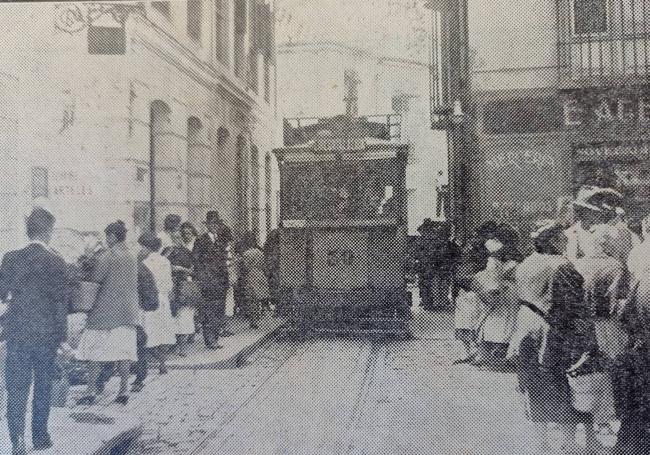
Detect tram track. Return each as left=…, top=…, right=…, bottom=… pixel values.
left=187, top=336, right=312, bottom=455
left=188, top=336, right=387, bottom=455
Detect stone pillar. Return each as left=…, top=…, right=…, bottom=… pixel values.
left=150, top=101, right=188, bottom=231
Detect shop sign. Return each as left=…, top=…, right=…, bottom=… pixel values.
left=563, top=96, right=650, bottom=127
left=574, top=142, right=650, bottom=160
left=50, top=170, right=95, bottom=197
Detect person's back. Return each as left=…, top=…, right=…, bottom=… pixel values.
left=575, top=255, right=624, bottom=317
left=87, top=242, right=139, bottom=330
left=0, top=244, right=69, bottom=346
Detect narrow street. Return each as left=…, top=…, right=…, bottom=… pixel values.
left=111, top=313, right=539, bottom=455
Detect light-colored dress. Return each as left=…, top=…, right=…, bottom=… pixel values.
left=474, top=257, right=519, bottom=345
left=142, top=252, right=177, bottom=348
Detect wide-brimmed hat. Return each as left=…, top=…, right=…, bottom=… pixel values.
left=530, top=219, right=562, bottom=239
left=573, top=186, right=623, bottom=213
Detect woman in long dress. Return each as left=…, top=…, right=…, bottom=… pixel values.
left=164, top=225, right=197, bottom=357
left=613, top=271, right=650, bottom=454
left=239, top=232, right=270, bottom=329
left=508, top=221, right=597, bottom=453
left=473, top=237, right=520, bottom=363
left=139, top=233, right=176, bottom=374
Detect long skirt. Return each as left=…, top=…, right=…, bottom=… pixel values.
left=76, top=326, right=138, bottom=362
left=144, top=295, right=177, bottom=348
left=517, top=335, right=586, bottom=424
left=175, top=306, right=196, bottom=336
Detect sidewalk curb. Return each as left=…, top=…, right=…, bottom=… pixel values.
left=167, top=322, right=286, bottom=370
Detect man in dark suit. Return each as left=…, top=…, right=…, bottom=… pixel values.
left=0, top=208, right=71, bottom=455
left=193, top=211, right=232, bottom=349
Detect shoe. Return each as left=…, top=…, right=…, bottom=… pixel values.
left=32, top=433, right=53, bottom=451
left=115, top=395, right=129, bottom=405
left=131, top=382, right=145, bottom=393
left=159, top=365, right=168, bottom=375
left=12, top=436, right=27, bottom=455
left=76, top=395, right=96, bottom=406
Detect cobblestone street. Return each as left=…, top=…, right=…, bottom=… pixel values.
left=75, top=313, right=540, bottom=455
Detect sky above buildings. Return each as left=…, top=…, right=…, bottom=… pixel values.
left=275, top=0, right=432, bottom=63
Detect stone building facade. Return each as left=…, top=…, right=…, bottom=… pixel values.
left=0, top=0, right=278, bottom=249
left=435, top=0, right=650, bottom=233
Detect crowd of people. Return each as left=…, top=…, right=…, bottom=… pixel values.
left=451, top=186, right=650, bottom=454
left=0, top=208, right=274, bottom=455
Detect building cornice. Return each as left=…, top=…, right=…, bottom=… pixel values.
left=130, top=15, right=273, bottom=121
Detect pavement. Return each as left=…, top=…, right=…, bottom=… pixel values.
left=167, top=315, right=285, bottom=369
left=0, top=314, right=286, bottom=454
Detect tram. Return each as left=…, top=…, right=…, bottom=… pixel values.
left=273, top=115, right=411, bottom=336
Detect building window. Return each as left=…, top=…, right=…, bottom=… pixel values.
left=234, top=0, right=248, bottom=78
left=264, top=56, right=271, bottom=102
left=31, top=167, right=48, bottom=199
left=152, top=1, right=171, bottom=18
left=572, top=0, right=608, bottom=35
left=187, top=0, right=202, bottom=42
left=136, top=167, right=147, bottom=182
left=265, top=153, right=272, bottom=233
left=216, top=0, right=230, bottom=65
left=623, top=0, right=650, bottom=34
left=251, top=145, right=260, bottom=234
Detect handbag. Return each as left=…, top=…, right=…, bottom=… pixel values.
left=566, top=353, right=608, bottom=413
left=178, top=280, right=204, bottom=308
left=69, top=281, right=100, bottom=313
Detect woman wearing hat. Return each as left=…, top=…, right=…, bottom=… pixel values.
left=566, top=186, right=638, bottom=264
left=508, top=221, right=597, bottom=454
left=472, top=231, right=520, bottom=364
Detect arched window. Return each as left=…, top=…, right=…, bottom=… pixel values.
left=149, top=100, right=172, bottom=231
left=251, top=145, right=260, bottom=235
left=236, top=134, right=249, bottom=233
left=265, top=153, right=272, bottom=233
left=187, top=116, right=206, bottom=225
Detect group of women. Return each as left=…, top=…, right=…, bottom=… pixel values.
left=73, top=215, right=270, bottom=405
left=453, top=186, right=650, bottom=454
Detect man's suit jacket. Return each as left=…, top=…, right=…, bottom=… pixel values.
left=0, top=243, right=70, bottom=346
left=193, top=227, right=232, bottom=301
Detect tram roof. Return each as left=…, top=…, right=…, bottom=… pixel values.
left=273, top=137, right=408, bottom=163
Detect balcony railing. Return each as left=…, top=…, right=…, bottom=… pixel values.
left=557, top=0, right=650, bottom=86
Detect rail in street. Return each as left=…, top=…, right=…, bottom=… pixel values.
left=109, top=312, right=549, bottom=455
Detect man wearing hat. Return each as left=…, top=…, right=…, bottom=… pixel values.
left=192, top=211, right=233, bottom=349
